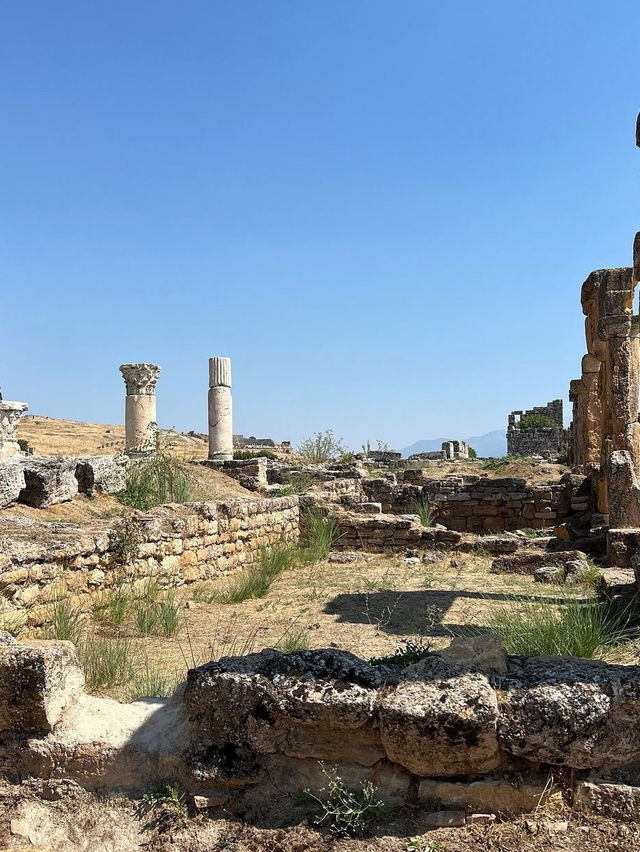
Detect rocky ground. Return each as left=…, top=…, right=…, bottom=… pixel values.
left=1, top=780, right=639, bottom=852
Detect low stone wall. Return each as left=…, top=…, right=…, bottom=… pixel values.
left=0, top=496, right=299, bottom=626
left=3, top=639, right=640, bottom=822
left=362, top=473, right=592, bottom=533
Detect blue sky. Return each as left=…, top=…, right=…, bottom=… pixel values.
left=2, top=1, right=639, bottom=450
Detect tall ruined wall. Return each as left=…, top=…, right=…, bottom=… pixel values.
left=0, top=496, right=299, bottom=626
left=506, top=400, right=565, bottom=457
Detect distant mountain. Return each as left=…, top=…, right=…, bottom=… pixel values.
left=401, top=430, right=506, bottom=459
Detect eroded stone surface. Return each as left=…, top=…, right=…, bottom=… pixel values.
left=496, top=657, right=640, bottom=769
left=19, top=457, right=78, bottom=507
left=0, top=458, right=26, bottom=508
left=0, top=641, right=84, bottom=732
left=377, top=657, right=500, bottom=777
left=75, top=455, right=128, bottom=495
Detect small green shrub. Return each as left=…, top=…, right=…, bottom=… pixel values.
left=303, top=765, right=391, bottom=836
left=17, top=439, right=30, bottom=452
left=517, top=413, right=557, bottom=430
left=108, top=515, right=144, bottom=566
left=280, top=471, right=314, bottom=494
left=411, top=497, right=436, bottom=527
left=141, top=783, right=186, bottom=824
left=42, top=596, right=83, bottom=644
left=79, top=635, right=136, bottom=690
left=233, top=449, right=278, bottom=460
left=487, top=596, right=638, bottom=659
left=468, top=446, right=477, bottom=459
left=370, top=639, right=433, bottom=668
left=119, top=439, right=196, bottom=510
left=297, top=429, right=346, bottom=464
left=300, top=508, right=338, bottom=561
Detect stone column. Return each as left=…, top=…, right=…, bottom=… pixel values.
left=208, top=357, right=233, bottom=461
left=119, top=363, right=161, bottom=453
left=0, top=401, right=28, bottom=458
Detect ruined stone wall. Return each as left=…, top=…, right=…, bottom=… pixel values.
left=0, top=497, right=299, bottom=626
left=507, top=399, right=565, bottom=457
left=361, top=473, right=591, bottom=533
left=4, top=640, right=640, bottom=821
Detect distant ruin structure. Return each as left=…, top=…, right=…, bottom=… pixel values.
left=409, top=440, right=470, bottom=461
left=119, top=363, right=161, bottom=453
left=0, top=401, right=28, bottom=458
left=208, top=357, right=233, bottom=461
left=507, top=400, right=565, bottom=457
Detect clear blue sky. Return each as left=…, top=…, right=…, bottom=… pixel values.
left=2, top=1, right=639, bottom=450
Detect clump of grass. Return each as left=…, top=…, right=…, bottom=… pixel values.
left=300, top=508, right=338, bottom=562
left=129, top=659, right=181, bottom=700
left=212, top=544, right=295, bottom=604
left=276, top=622, right=311, bottom=652
left=141, top=783, right=187, bottom=826
left=79, top=634, right=136, bottom=690
left=157, top=592, right=181, bottom=636
left=411, top=497, right=436, bottom=527
left=135, top=600, right=160, bottom=636
left=303, top=765, right=391, bottom=837
left=370, top=639, right=433, bottom=668
left=94, top=584, right=133, bottom=626
left=487, top=596, right=639, bottom=659
left=42, top=596, right=84, bottom=644
left=119, top=437, right=197, bottom=510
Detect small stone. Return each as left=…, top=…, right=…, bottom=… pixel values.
left=422, top=811, right=466, bottom=828
left=466, top=813, right=496, bottom=825
left=533, top=566, right=563, bottom=583
left=328, top=551, right=359, bottom=563
left=545, top=820, right=569, bottom=834
left=193, top=793, right=229, bottom=809
left=423, top=549, right=445, bottom=564
left=404, top=557, right=421, bottom=566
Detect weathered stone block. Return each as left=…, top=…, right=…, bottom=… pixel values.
left=0, top=458, right=26, bottom=508
left=377, top=657, right=500, bottom=777
left=75, top=455, right=128, bottom=495
left=19, top=457, right=78, bottom=507
left=0, top=640, right=84, bottom=732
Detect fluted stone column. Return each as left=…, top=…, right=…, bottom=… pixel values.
left=208, top=357, right=233, bottom=461
left=0, top=401, right=28, bottom=459
left=119, top=363, right=161, bottom=453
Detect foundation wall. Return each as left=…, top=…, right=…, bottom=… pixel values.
left=0, top=496, right=299, bottom=626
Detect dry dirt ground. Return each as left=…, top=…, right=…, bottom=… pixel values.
left=17, top=550, right=604, bottom=703
left=0, top=779, right=638, bottom=852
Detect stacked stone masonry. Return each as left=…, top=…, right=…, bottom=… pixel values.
left=0, top=497, right=299, bottom=626
left=3, top=641, right=640, bottom=821
left=507, top=400, right=566, bottom=458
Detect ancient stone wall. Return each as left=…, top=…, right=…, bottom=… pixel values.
left=0, top=496, right=299, bottom=626
left=3, top=640, right=640, bottom=821
left=361, top=473, right=591, bottom=533
left=506, top=400, right=566, bottom=457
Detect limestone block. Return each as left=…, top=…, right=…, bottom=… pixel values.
left=575, top=779, right=640, bottom=820
left=377, top=657, right=500, bottom=777
left=185, top=648, right=385, bottom=765
left=418, top=777, right=552, bottom=814
left=75, top=455, right=128, bottom=495
left=496, top=657, right=640, bottom=769
left=439, top=635, right=508, bottom=674
left=0, top=458, right=26, bottom=508
left=19, top=456, right=79, bottom=507
left=0, top=640, right=84, bottom=732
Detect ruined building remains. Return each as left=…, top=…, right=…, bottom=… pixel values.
left=567, top=112, right=640, bottom=572
left=119, top=363, right=161, bottom=453
left=0, top=400, right=28, bottom=458
left=208, top=356, right=233, bottom=461
left=507, top=399, right=565, bottom=457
